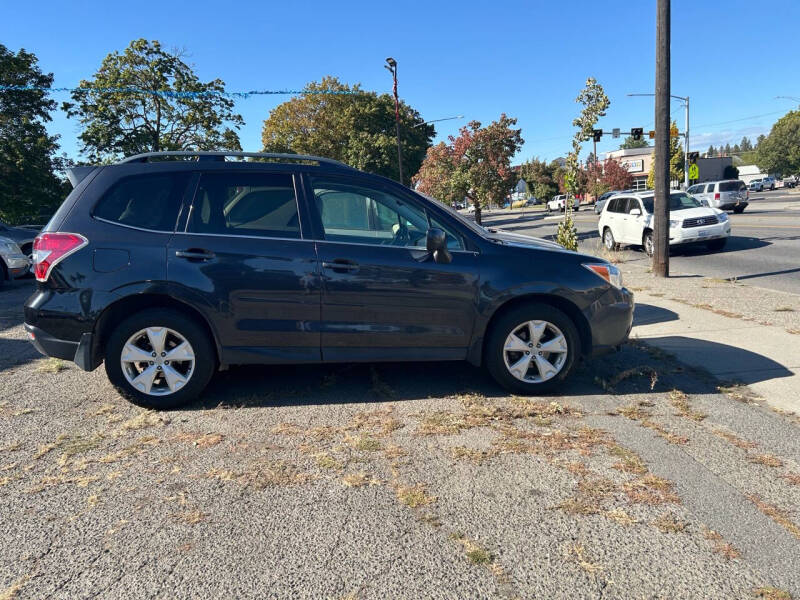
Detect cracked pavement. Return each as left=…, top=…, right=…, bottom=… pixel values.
left=1, top=279, right=799, bottom=599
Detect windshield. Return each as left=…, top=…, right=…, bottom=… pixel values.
left=641, top=192, right=702, bottom=214
left=416, top=192, right=487, bottom=237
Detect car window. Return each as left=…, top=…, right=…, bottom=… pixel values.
left=719, top=181, right=742, bottom=192
left=704, top=183, right=714, bottom=192
left=626, top=198, right=642, bottom=213
left=94, top=172, right=190, bottom=232
left=312, top=178, right=464, bottom=250
left=188, top=172, right=301, bottom=239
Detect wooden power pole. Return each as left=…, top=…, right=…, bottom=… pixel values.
left=653, top=0, right=671, bottom=277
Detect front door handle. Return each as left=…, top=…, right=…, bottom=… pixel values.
left=175, top=248, right=215, bottom=261
left=322, top=259, right=359, bottom=273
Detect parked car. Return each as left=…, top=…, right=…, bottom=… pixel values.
left=24, top=151, right=633, bottom=408
left=598, top=191, right=731, bottom=257
left=0, top=236, right=29, bottom=289
left=0, top=220, right=36, bottom=262
left=547, top=194, right=580, bottom=213
left=761, top=176, right=776, bottom=191
left=782, top=176, right=797, bottom=189
left=594, top=191, right=620, bottom=215
left=686, top=180, right=749, bottom=213
left=748, top=179, right=764, bottom=192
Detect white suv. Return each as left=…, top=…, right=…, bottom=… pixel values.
left=546, top=194, right=580, bottom=212
left=598, top=191, right=731, bottom=256
left=686, top=180, right=749, bottom=213
left=761, top=176, right=776, bottom=191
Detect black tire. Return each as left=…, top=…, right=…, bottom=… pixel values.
left=643, top=230, right=654, bottom=257
left=105, top=308, right=216, bottom=410
left=603, top=227, right=617, bottom=251
left=0, top=260, right=6, bottom=289
left=706, top=238, right=727, bottom=252
left=486, top=303, right=581, bottom=395
left=732, top=205, right=745, bottom=214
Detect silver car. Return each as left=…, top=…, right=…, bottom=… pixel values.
left=0, top=236, right=30, bottom=289
left=686, top=180, right=749, bottom=213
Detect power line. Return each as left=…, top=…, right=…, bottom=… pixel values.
left=0, top=85, right=359, bottom=98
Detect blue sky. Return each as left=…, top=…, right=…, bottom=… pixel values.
left=4, top=0, right=799, bottom=164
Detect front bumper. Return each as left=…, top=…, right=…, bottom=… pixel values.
left=24, top=323, right=97, bottom=371
left=587, top=286, right=634, bottom=356
left=670, top=221, right=730, bottom=245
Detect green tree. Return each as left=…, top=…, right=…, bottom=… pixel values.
left=646, top=120, right=684, bottom=188
left=620, top=136, right=650, bottom=149
left=558, top=77, right=609, bottom=250
left=0, top=44, right=67, bottom=224
left=262, top=77, right=433, bottom=186
left=756, top=110, right=800, bottom=176
left=740, top=136, right=753, bottom=152
left=707, top=145, right=716, bottom=157
left=413, top=142, right=465, bottom=207
left=63, top=39, right=243, bottom=162
left=518, top=158, right=558, bottom=201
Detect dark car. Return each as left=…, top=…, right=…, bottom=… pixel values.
left=0, top=220, right=36, bottom=260
left=24, top=151, right=633, bottom=409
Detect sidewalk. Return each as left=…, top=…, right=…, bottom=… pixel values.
left=625, top=266, right=800, bottom=415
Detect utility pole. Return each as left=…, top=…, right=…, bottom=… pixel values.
left=385, top=57, right=404, bottom=185
left=683, top=96, right=689, bottom=189
left=653, top=0, right=670, bottom=277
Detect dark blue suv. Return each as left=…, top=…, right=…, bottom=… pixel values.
left=24, top=152, right=633, bottom=409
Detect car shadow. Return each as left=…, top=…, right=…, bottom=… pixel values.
left=670, top=235, right=770, bottom=256
left=0, top=337, right=40, bottom=373
left=633, top=303, right=679, bottom=327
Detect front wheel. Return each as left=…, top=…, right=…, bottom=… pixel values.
left=486, top=303, right=580, bottom=395
left=105, top=309, right=216, bottom=409
left=643, top=231, right=655, bottom=257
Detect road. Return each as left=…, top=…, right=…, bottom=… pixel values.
left=479, top=189, right=800, bottom=295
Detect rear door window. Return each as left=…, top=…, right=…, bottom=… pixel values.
left=94, top=172, right=191, bottom=232
left=188, top=172, right=301, bottom=239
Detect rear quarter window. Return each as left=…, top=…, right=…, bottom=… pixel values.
left=93, top=172, right=190, bottom=232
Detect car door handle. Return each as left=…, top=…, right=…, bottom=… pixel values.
left=175, top=249, right=215, bottom=261
left=322, top=259, right=359, bottom=273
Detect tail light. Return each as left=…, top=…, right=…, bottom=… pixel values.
left=32, top=233, right=88, bottom=282
left=714, top=193, right=720, bottom=200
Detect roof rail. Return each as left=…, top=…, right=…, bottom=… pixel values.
left=116, top=151, right=354, bottom=169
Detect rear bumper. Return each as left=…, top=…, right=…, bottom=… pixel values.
left=24, top=323, right=98, bottom=371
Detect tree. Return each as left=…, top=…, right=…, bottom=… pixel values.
left=558, top=77, right=609, bottom=250
left=620, top=136, right=650, bottom=149
left=63, top=39, right=243, bottom=162
left=413, top=115, right=522, bottom=224
left=723, top=143, right=732, bottom=156
left=740, top=136, right=753, bottom=152
left=599, top=158, right=633, bottom=191
left=723, top=165, right=739, bottom=179
left=707, top=145, right=716, bottom=157
left=756, top=110, right=800, bottom=176
left=413, top=142, right=464, bottom=207
left=647, top=120, right=683, bottom=188
left=517, top=158, right=558, bottom=201
left=585, top=160, right=608, bottom=198
left=263, top=77, right=433, bottom=186
left=0, top=44, right=67, bottom=224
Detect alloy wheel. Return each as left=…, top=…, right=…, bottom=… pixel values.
left=502, top=320, right=568, bottom=383
left=120, top=327, right=195, bottom=396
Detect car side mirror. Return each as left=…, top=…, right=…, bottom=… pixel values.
left=426, top=228, right=452, bottom=264
left=629, top=208, right=641, bottom=216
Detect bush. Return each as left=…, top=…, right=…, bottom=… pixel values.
left=511, top=200, right=528, bottom=209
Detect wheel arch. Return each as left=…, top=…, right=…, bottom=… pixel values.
left=93, top=293, right=221, bottom=367
left=478, top=293, right=592, bottom=365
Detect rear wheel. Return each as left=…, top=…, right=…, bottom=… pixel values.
left=733, top=205, right=745, bottom=214
left=706, top=238, right=727, bottom=252
left=486, top=303, right=580, bottom=395
left=105, top=309, right=215, bottom=409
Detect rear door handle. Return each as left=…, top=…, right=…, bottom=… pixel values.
left=322, top=259, right=359, bottom=273
left=175, top=249, right=215, bottom=261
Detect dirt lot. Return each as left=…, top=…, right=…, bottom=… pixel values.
left=1, top=279, right=799, bottom=599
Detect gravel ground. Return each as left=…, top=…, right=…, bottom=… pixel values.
left=1, top=279, right=799, bottom=599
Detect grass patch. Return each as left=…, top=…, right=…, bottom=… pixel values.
left=565, top=543, right=603, bottom=575
left=608, top=445, right=647, bottom=475
left=717, top=383, right=762, bottom=403
left=396, top=484, right=436, bottom=508
left=174, top=432, right=224, bottom=448
left=451, top=446, right=491, bottom=463
left=623, top=474, right=680, bottom=505
left=749, top=454, right=784, bottom=468
left=347, top=433, right=382, bottom=452
left=780, top=472, right=800, bottom=486
left=595, top=366, right=658, bottom=393
left=450, top=533, right=493, bottom=565
left=121, top=411, right=169, bottom=431
left=0, top=575, right=30, bottom=600
left=0, top=441, right=22, bottom=453
left=604, top=508, right=637, bottom=526
left=713, top=429, right=758, bottom=449
left=342, top=472, right=377, bottom=487
left=652, top=512, right=687, bottom=533
left=669, top=389, right=706, bottom=421
left=37, top=357, right=67, bottom=373
left=314, top=452, right=342, bottom=470
left=206, top=461, right=315, bottom=489
left=746, top=494, right=800, bottom=539
left=752, top=587, right=793, bottom=599
left=174, top=509, right=208, bottom=525
left=556, top=496, right=602, bottom=516
left=702, top=526, right=742, bottom=560
left=774, top=306, right=795, bottom=312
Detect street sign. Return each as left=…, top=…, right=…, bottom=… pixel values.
left=648, top=130, right=656, bottom=139
left=612, top=128, right=620, bottom=138
left=689, top=164, right=699, bottom=180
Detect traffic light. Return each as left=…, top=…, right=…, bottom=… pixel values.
left=688, top=151, right=699, bottom=164
left=592, top=129, right=603, bottom=142
left=631, top=127, right=644, bottom=141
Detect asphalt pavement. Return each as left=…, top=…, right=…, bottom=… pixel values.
left=1, top=279, right=799, bottom=599
left=480, top=189, right=800, bottom=295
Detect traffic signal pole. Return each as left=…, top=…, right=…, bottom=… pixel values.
left=684, top=96, right=690, bottom=189
left=653, top=0, right=670, bottom=277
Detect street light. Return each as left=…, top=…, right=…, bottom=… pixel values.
left=384, top=57, right=403, bottom=185
left=628, top=92, right=690, bottom=189
left=411, top=115, right=464, bottom=128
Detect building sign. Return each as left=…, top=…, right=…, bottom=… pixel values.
left=622, top=159, right=644, bottom=173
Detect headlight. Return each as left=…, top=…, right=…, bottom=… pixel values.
left=717, top=212, right=728, bottom=222
left=669, top=219, right=681, bottom=229
left=583, top=263, right=623, bottom=289
left=0, top=240, right=22, bottom=255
